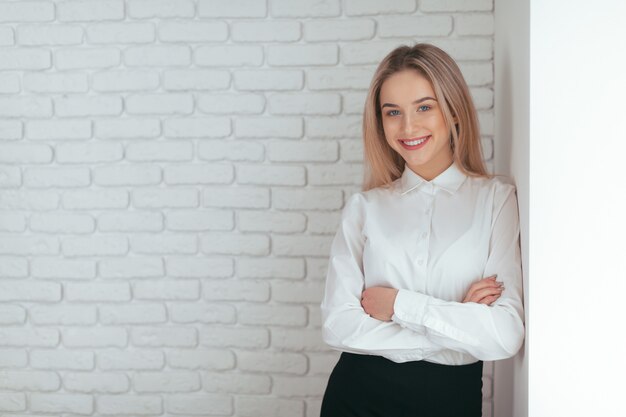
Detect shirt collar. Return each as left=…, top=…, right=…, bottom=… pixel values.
left=400, top=162, right=467, bottom=196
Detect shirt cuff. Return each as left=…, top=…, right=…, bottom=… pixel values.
left=391, top=289, right=429, bottom=328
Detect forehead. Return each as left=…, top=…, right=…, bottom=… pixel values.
left=379, top=69, right=435, bottom=103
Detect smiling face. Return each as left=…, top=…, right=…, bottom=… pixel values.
left=379, top=69, right=454, bottom=181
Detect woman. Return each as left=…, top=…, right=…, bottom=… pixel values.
left=320, top=43, right=525, bottom=416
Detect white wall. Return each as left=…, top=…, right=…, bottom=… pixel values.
left=0, top=1, right=497, bottom=416
left=494, top=0, right=529, bottom=416
left=529, top=1, right=626, bottom=416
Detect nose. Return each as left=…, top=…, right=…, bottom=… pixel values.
left=403, top=111, right=417, bottom=135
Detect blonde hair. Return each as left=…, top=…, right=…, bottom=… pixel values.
left=362, top=43, right=489, bottom=191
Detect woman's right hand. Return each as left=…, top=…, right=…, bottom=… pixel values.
left=462, top=275, right=504, bottom=305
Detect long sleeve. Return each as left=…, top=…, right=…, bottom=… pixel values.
left=320, top=193, right=444, bottom=360
left=391, top=185, right=525, bottom=361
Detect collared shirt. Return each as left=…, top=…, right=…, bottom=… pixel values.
left=320, top=162, right=525, bottom=365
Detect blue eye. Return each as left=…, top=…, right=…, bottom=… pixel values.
left=387, top=109, right=400, bottom=116
left=417, top=105, right=431, bottom=112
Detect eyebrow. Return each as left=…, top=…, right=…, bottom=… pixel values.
left=381, top=97, right=437, bottom=109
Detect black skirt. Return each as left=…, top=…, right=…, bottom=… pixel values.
left=321, top=352, right=483, bottom=417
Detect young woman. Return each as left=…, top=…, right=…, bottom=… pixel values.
left=320, top=44, right=525, bottom=416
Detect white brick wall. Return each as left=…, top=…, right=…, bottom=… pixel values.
left=0, top=1, right=496, bottom=416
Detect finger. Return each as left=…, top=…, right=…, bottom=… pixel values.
left=470, top=286, right=503, bottom=303
left=465, top=278, right=502, bottom=301
left=477, top=294, right=500, bottom=305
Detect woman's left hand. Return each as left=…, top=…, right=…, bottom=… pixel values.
left=361, top=286, right=399, bottom=321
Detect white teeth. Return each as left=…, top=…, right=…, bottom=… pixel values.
left=402, top=136, right=429, bottom=146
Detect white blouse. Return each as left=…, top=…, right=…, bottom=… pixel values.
left=320, top=162, right=525, bottom=365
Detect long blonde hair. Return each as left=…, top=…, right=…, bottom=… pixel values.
left=362, top=43, right=489, bottom=191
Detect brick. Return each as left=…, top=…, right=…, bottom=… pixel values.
left=125, top=45, right=191, bottom=67
left=0, top=370, right=60, bottom=391
left=163, top=117, right=230, bottom=138
left=166, top=209, right=233, bottom=231
left=198, top=93, right=264, bottom=115
left=304, top=19, right=375, bottom=41
left=31, top=255, right=96, bottom=279
left=131, top=327, right=198, bottom=347
left=167, top=257, right=234, bottom=279
left=308, top=68, right=373, bottom=90
left=307, top=116, right=361, bottom=138
left=345, top=0, right=416, bottom=15
left=130, top=234, right=198, bottom=254
left=0, top=392, right=26, bottom=412
left=95, top=118, right=160, bottom=139
left=378, top=16, right=453, bottom=37
left=342, top=92, right=367, bottom=114
left=234, top=70, right=303, bottom=91
left=126, top=93, right=193, bottom=115
left=24, top=73, right=88, bottom=93
left=273, top=376, right=327, bottom=396
left=198, top=140, right=264, bottom=162
left=455, top=14, right=494, bottom=35
left=199, top=326, right=269, bottom=348
left=87, top=22, right=155, bottom=44
left=31, top=350, right=94, bottom=370
left=236, top=397, right=303, bottom=417
left=26, top=120, right=92, bottom=140
left=0, top=27, right=13, bottom=45
left=271, top=0, right=340, bottom=17
left=0, top=258, right=26, bottom=278
left=64, top=373, right=130, bottom=394
left=30, top=305, right=97, bottom=325
left=308, top=163, right=363, bottom=185
left=99, top=257, right=164, bottom=278
left=98, top=349, right=164, bottom=370
left=0, top=120, right=23, bottom=141
left=460, top=62, right=493, bottom=86
left=0, top=97, right=52, bottom=117
left=170, top=303, right=236, bottom=324
left=164, top=70, right=230, bottom=91
left=203, top=186, right=270, bottom=209
left=232, top=21, right=300, bottom=42
left=56, top=142, right=123, bottom=164
left=0, top=212, right=25, bottom=232
left=272, top=281, right=325, bottom=303
left=99, top=304, right=166, bottom=325
left=56, top=47, right=121, bottom=70
left=169, top=349, right=236, bottom=370
left=202, top=280, right=270, bottom=302
left=128, top=0, right=195, bottom=18
left=272, top=188, right=342, bottom=210
left=239, top=305, right=307, bottom=326
left=126, top=141, right=193, bottom=162
left=238, top=258, right=305, bottom=279
left=159, top=21, right=227, bottom=42
left=165, top=164, right=233, bottom=185
left=30, top=393, right=93, bottom=414
left=202, top=373, right=271, bottom=394
left=134, top=280, right=200, bottom=300
left=0, top=328, right=58, bottom=347
left=93, top=70, right=160, bottom=92
left=0, top=73, right=19, bottom=93
left=470, top=87, right=494, bottom=109
left=238, top=211, right=306, bottom=233
left=196, top=45, right=263, bottom=67
left=166, top=394, right=232, bottom=415
left=268, top=44, right=337, bottom=66
left=0, top=2, right=54, bottom=23
left=134, top=372, right=200, bottom=392
left=58, top=0, right=124, bottom=21
left=268, top=140, right=338, bottom=162
left=272, top=235, right=331, bottom=256
left=62, top=189, right=129, bottom=208
left=235, top=116, right=302, bottom=138
left=132, top=188, right=198, bottom=209
left=341, top=41, right=400, bottom=65
left=238, top=351, right=308, bottom=375
left=237, top=164, right=305, bottom=186
left=0, top=305, right=26, bottom=324
left=30, top=212, right=95, bottom=233
left=200, top=232, right=269, bottom=256
left=62, top=327, right=127, bottom=347
left=94, top=165, right=161, bottom=186
left=421, top=0, right=492, bottom=12
left=269, top=93, right=340, bottom=115
left=429, top=38, right=493, bottom=61
left=271, top=328, right=327, bottom=351
left=65, top=282, right=131, bottom=302
left=307, top=211, right=341, bottom=234
left=308, top=352, right=340, bottom=374
left=97, top=395, right=162, bottom=415
left=198, top=0, right=266, bottom=17
left=0, top=281, right=61, bottom=301
left=0, top=190, right=59, bottom=211
left=17, top=24, right=83, bottom=45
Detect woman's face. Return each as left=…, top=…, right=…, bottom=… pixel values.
left=379, top=69, right=453, bottom=180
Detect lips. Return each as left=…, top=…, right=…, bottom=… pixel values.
left=398, top=135, right=431, bottom=150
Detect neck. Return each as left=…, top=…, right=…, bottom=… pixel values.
left=408, top=155, right=454, bottom=181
